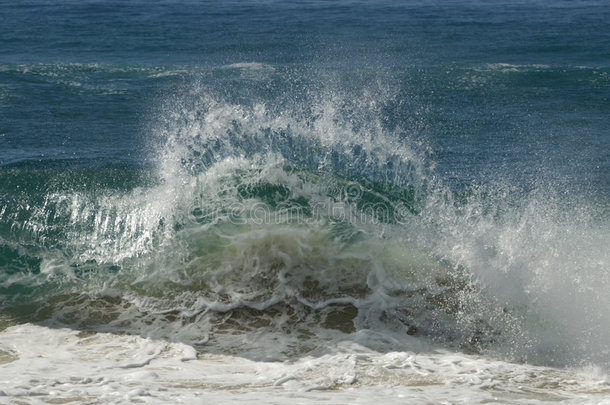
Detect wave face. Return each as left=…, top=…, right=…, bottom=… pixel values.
left=1, top=65, right=608, bottom=370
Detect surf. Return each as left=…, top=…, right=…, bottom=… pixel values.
left=0, top=71, right=608, bottom=373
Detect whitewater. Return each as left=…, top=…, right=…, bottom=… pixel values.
left=1, top=75, right=608, bottom=403
left=1, top=1, right=609, bottom=403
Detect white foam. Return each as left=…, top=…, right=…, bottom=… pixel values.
left=0, top=324, right=607, bottom=404
left=222, top=62, right=275, bottom=71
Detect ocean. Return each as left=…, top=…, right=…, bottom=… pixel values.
left=1, top=0, right=609, bottom=403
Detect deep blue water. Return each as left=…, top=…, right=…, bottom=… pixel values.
left=1, top=0, right=609, bottom=368
left=1, top=0, right=608, bottom=193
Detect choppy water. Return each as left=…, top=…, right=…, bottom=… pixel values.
left=1, top=1, right=609, bottom=403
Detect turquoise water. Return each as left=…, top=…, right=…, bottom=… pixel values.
left=1, top=0, right=609, bottom=382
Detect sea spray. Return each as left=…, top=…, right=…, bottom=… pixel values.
left=2, top=1, right=610, bottom=402
left=1, top=70, right=608, bottom=374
